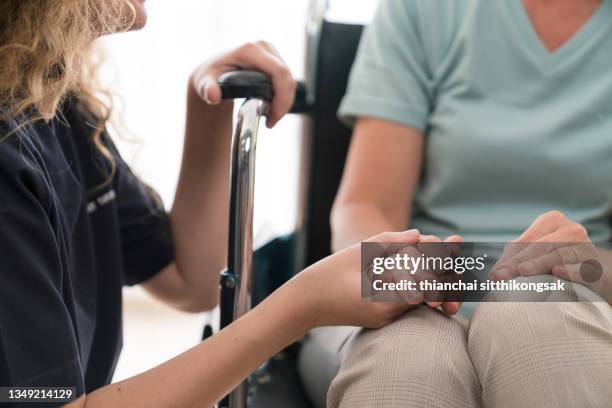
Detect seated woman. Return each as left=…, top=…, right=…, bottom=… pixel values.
left=300, top=0, right=612, bottom=407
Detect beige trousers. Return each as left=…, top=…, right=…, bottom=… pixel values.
left=300, top=281, right=612, bottom=408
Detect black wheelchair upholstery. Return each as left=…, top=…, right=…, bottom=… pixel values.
left=303, top=21, right=365, bottom=268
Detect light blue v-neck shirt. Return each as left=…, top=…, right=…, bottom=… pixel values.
left=339, top=0, right=612, bottom=243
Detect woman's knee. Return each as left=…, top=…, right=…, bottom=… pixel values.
left=328, top=306, right=480, bottom=408
left=469, top=279, right=612, bottom=355
left=469, top=280, right=612, bottom=407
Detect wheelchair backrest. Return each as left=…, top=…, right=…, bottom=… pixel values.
left=303, top=20, right=364, bottom=267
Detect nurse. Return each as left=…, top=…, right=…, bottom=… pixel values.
left=0, top=1, right=421, bottom=407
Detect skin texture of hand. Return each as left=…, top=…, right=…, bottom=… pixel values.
left=491, top=211, right=611, bottom=303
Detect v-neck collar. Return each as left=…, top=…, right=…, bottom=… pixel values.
left=505, top=0, right=612, bottom=69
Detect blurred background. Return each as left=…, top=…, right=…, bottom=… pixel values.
left=100, top=0, right=377, bottom=381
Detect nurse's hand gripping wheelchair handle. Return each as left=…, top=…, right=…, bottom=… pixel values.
left=214, top=71, right=307, bottom=408
left=218, top=70, right=309, bottom=112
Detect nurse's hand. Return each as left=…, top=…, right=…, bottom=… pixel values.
left=490, top=211, right=610, bottom=301
left=290, top=230, right=423, bottom=330
left=412, top=234, right=464, bottom=316
left=190, top=41, right=296, bottom=128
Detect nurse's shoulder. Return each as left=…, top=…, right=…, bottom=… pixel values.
left=0, top=116, right=60, bottom=214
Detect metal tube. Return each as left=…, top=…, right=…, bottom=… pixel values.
left=221, top=98, right=266, bottom=408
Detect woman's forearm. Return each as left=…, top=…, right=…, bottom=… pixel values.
left=166, top=83, right=234, bottom=308
left=71, top=280, right=310, bottom=408
left=330, top=118, right=423, bottom=253
left=331, top=202, right=402, bottom=252
left=68, top=229, right=423, bottom=407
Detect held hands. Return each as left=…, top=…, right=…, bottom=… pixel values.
left=294, top=230, right=421, bottom=330
left=291, top=230, right=463, bottom=332
left=191, top=41, right=296, bottom=128
left=394, top=235, right=463, bottom=315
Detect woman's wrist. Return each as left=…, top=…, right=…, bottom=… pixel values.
left=256, top=275, right=319, bottom=341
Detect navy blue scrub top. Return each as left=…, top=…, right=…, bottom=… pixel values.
left=0, top=100, right=175, bottom=402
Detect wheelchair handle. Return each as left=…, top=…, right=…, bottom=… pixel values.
left=219, top=70, right=274, bottom=101
left=219, top=70, right=310, bottom=113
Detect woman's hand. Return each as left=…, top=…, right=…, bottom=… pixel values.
left=292, top=230, right=422, bottom=330
left=415, top=234, right=464, bottom=315
left=491, top=211, right=610, bottom=299
left=190, top=41, right=296, bottom=128
left=287, top=230, right=463, bottom=333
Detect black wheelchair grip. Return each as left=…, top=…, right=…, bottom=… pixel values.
left=219, top=70, right=274, bottom=101
left=219, top=71, right=310, bottom=113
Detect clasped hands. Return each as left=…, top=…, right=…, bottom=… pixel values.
left=371, top=211, right=611, bottom=315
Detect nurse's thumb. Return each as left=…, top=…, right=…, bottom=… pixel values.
left=197, top=77, right=222, bottom=105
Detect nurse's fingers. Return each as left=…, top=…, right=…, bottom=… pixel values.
left=417, top=235, right=442, bottom=307
left=230, top=42, right=296, bottom=128
left=441, top=301, right=462, bottom=315
left=194, top=42, right=296, bottom=128
left=197, top=74, right=223, bottom=105
left=420, top=235, right=464, bottom=313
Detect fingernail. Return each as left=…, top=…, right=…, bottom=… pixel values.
left=202, top=83, right=214, bottom=104
left=404, top=229, right=419, bottom=237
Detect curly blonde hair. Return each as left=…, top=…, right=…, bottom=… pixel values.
left=0, top=0, right=136, bottom=186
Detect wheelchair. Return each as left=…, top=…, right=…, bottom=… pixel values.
left=209, top=1, right=372, bottom=406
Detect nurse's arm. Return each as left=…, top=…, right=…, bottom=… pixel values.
left=331, top=117, right=424, bottom=251
left=141, top=43, right=295, bottom=313
left=141, top=88, right=234, bottom=313
left=66, top=279, right=307, bottom=408
left=65, top=232, right=419, bottom=408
